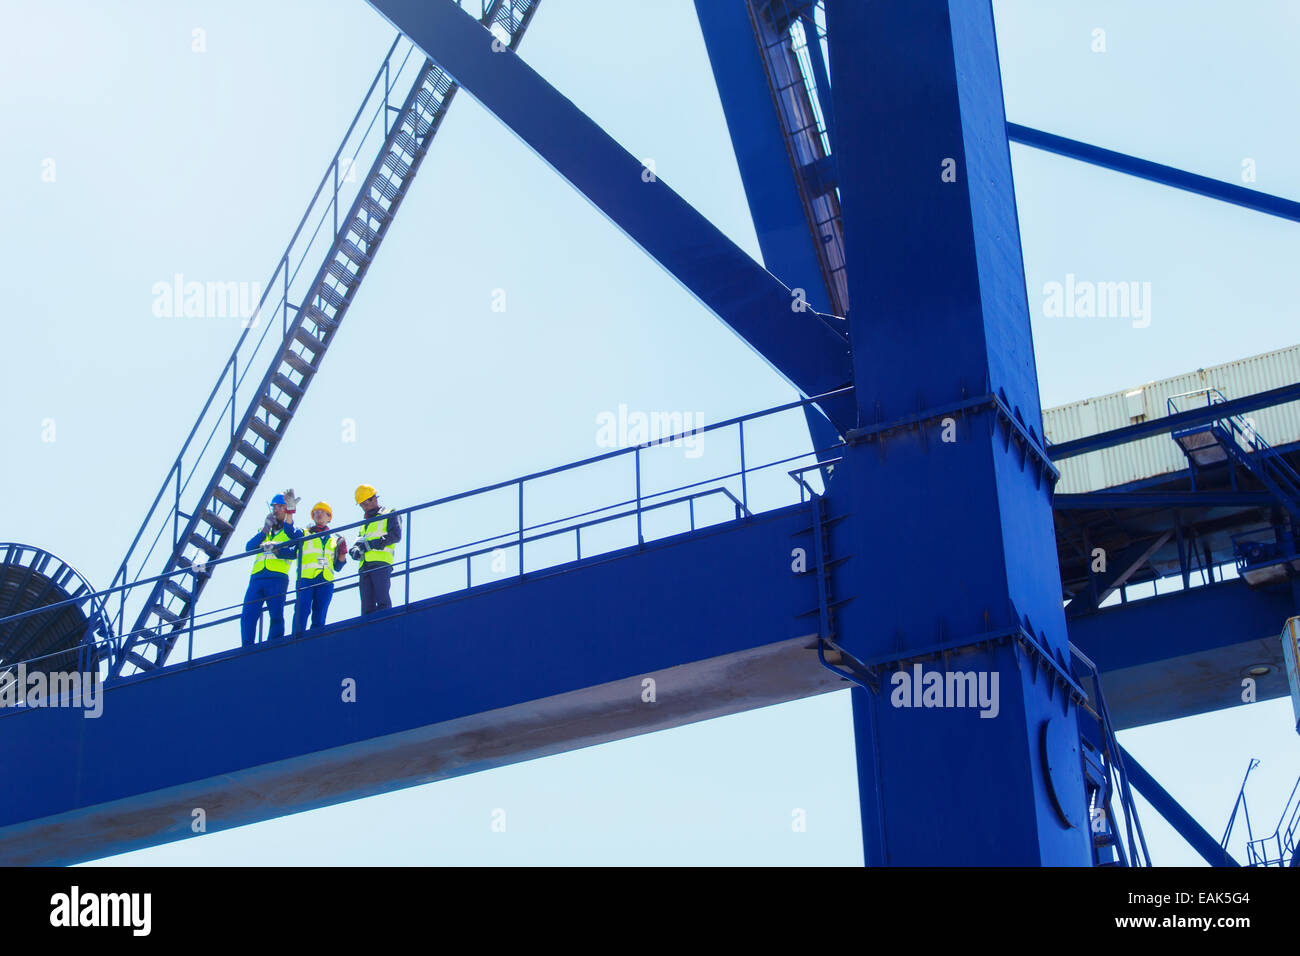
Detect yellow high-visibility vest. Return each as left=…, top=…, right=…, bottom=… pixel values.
left=299, top=530, right=338, bottom=582
left=360, top=509, right=396, bottom=565
left=252, top=526, right=294, bottom=576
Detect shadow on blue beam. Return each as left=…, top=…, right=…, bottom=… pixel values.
left=0, top=503, right=840, bottom=865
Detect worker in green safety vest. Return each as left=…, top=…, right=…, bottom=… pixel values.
left=350, top=483, right=401, bottom=615
left=240, top=492, right=304, bottom=646
left=292, top=500, right=348, bottom=636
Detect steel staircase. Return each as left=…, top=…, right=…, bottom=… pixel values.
left=1071, top=643, right=1151, bottom=866
left=1168, top=389, right=1300, bottom=588
left=1170, top=389, right=1300, bottom=521
left=109, top=1, right=540, bottom=678
left=747, top=0, right=847, bottom=317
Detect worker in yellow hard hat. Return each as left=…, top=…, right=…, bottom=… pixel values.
left=292, top=501, right=349, bottom=637
left=351, top=484, right=400, bottom=615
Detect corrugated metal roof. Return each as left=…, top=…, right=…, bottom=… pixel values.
left=1044, top=344, right=1300, bottom=493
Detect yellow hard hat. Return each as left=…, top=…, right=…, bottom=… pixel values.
left=312, top=501, right=333, bottom=519
left=354, top=484, right=377, bottom=505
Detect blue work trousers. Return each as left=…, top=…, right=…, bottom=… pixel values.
left=293, top=576, right=335, bottom=636
left=241, top=570, right=288, bottom=647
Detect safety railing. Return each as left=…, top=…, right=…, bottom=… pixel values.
left=1168, top=389, right=1300, bottom=495
left=0, top=389, right=850, bottom=694
left=1246, top=774, right=1300, bottom=866
left=1221, top=758, right=1260, bottom=856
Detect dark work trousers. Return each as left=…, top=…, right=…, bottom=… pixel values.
left=359, top=562, right=393, bottom=615
left=241, top=571, right=288, bottom=647
left=292, top=576, right=335, bottom=636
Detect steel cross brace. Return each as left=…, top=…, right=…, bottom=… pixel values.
left=366, top=0, right=855, bottom=431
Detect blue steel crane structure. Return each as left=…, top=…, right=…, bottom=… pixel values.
left=1, top=0, right=1298, bottom=866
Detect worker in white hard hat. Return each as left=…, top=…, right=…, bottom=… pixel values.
left=351, top=484, right=400, bottom=615
left=292, top=501, right=348, bottom=636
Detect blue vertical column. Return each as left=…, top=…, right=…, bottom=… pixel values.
left=825, top=0, right=1091, bottom=864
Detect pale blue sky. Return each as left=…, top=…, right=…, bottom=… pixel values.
left=1, top=0, right=1297, bottom=864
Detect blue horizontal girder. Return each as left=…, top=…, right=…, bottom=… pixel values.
left=0, top=505, right=839, bottom=865
left=1069, top=578, right=1295, bottom=729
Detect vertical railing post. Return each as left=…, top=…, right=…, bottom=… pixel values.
left=173, top=464, right=181, bottom=551
left=282, top=256, right=289, bottom=338
left=517, top=480, right=525, bottom=575
left=230, top=356, right=237, bottom=439
left=117, top=564, right=125, bottom=637
left=635, top=447, right=643, bottom=545
left=404, top=511, right=412, bottom=606
left=738, top=419, right=748, bottom=516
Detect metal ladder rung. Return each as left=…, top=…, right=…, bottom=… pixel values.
left=304, top=305, right=337, bottom=332
left=383, top=150, right=411, bottom=180
left=247, top=416, right=281, bottom=444
left=162, top=579, right=191, bottom=602
left=369, top=175, right=400, bottom=202
left=326, top=260, right=355, bottom=286
left=338, top=238, right=371, bottom=265
left=125, top=650, right=156, bottom=672
left=317, top=284, right=346, bottom=310
left=223, top=464, right=257, bottom=489
left=348, top=216, right=380, bottom=245
left=425, top=69, right=453, bottom=96
left=282, top=351, right=316, bottom=378
left=393, top=130, right=421, bottom=159
left=257, top=393, right=292, bottom=424
left=211, top=485, right=244, bottom=511
left=187, top=533, right=221, bottom=558
left=358, top=196, right=389, bottom=223
left=416, top=87, right=442, bottom=116
left=200, top=509, right=234, bottom=537
left=403, top=112, right=434, bottom=138
left=294, top=327, right=326, bottom=353
left=236, top=439, right=270, bottom=468
left=270, top=373, right=302, bottom=401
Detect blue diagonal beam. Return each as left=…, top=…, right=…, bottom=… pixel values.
left=694, top=0, right=833, bottom=316
left=1118, top=744, right=1240, bottom=867
left=367, top=0, right=855, bottom=428
left=1077, top=718, right=1238, bottom=865
left=1008, top=124, right=1300, bottom=224
left=693, top=0, right=845, bottom=464
left=1064, top=532, right=1170, bottom=617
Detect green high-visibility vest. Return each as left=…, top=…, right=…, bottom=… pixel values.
left=299, top=530, right=338, bottom=582
left=360, top=509, right=396, bottom=565
left=252, top=525, right=294, bottom=576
